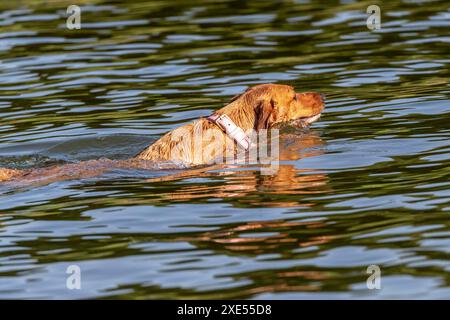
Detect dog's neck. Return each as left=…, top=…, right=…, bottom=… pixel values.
left=215, top=101, right=258, bottom=132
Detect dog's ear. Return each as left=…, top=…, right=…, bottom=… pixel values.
left=254, top=99, right=274, bottom=130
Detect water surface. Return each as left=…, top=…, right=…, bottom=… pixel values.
left=0, top=0, right=449, bottom=299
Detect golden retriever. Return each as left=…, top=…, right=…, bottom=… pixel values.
left=0, top=84, right=325, bottom=184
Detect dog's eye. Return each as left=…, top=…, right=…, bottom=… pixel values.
left=293, top=95, right=297, bottom=101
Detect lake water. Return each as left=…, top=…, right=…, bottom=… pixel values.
left=0, top=0, right=449, bottom=299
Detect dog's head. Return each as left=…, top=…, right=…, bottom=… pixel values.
left=221, top=84, right=325, bottom=130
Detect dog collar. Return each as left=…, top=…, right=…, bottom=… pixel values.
left=207, top=114, right=251, bottom=150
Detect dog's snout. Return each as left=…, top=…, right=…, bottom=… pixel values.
left=303, top=92, right=325, bottom=100
left=313, top=92, right=325, bottom=102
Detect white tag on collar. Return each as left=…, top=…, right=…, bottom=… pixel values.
left=207, top=114, right=251, bottom=150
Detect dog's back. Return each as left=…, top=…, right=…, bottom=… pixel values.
left=0, top=168, right=20, bottom=181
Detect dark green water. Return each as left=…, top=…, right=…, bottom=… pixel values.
left=0, top=0, right=449, bottom=299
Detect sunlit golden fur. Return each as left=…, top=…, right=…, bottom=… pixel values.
left=135, top=84, right=325, bottom=165
left=0, top=168, right=20, bottom=182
